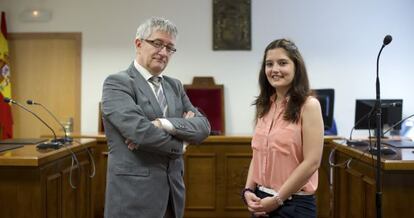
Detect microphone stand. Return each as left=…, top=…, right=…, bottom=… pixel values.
left=373, top=35, right=392, bottom=218
left=374, top=43, right=383, bottom=218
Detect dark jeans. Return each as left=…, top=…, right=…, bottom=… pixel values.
left=252, top=188, right=316, bottom=218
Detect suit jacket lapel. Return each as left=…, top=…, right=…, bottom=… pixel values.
left=126, top=63, right=164, bottom=117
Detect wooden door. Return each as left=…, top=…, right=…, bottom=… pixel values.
left=8, top=33, right=81, bottom=138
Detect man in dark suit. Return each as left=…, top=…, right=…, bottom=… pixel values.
left=102, top=17, right=210, bottom=218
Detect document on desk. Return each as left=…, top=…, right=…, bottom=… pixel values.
left=0, top=144, right=24, bottom=153
left=401, top=149, right=414, bottom=160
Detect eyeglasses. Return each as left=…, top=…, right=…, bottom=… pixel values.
left=144, top=39, right=177, bottom=54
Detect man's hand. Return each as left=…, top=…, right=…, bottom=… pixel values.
left=182, top=111, right=194, bottom=152
left=125, top=139, right=139, bottom=151
left=183, top=111, right=195, bottom=119
left=151, top=119, right=162, bottom=128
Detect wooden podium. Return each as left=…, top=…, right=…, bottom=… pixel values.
left=324, top=138, right=414, bottom=218
left=0, top=139, right=96, bottom=218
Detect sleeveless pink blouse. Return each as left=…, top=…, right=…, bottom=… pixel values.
left=251, top=96, right=318, bottom=193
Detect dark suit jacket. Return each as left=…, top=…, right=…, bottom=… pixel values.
left=102, top=63, right=210, bottom=218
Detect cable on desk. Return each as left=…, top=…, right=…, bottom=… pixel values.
left=62, top=142, right=81, bottom=189
left=86, top=148, right=96, bottom=178
left=328, top=147, right=352, bottom=169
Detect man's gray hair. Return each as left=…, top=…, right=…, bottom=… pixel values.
left=135, top=17, right=178, bottom=40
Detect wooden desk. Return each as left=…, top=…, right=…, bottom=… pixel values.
left=68, top=134, right=253, bottom=218
left=0, top=138, right=96, bottom=218
left=325, top=138, right=414, bottom=218
left=72, top=134, right=108, bottom=218
left=70, top=134, right=332, bottom=218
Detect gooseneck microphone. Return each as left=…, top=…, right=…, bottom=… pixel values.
left=383, top=35, right=392, bottom=46
left=4, top=97, right=62, bottom=149
left=26, top=99, right=73, bottom=143
left=376, top=35, right=392, bottom=86
left=373, top=34, right=392, bottom=218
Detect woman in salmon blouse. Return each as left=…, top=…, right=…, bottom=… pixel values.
left=242, top=38, right=324, bottom=218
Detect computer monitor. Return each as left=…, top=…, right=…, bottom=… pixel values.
left=354, top=99, right=403, bottom=130
left=313, top=89, right=334, bottom=130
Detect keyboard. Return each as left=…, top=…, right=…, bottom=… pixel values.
left=0, top=144, right=24, bottom=153
left=346, top=140, right=398, bottom=155
left=382, top=140, right=414, bottom=148
left=346, top=140, right=369, bottom=147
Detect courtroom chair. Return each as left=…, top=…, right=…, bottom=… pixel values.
left=184, top=76, right=225, bottom=135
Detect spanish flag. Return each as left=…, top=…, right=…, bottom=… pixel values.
left=0, top=11, right=13, bottom=139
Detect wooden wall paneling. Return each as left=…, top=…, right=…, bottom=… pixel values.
left=318, top=145, right=333, bottom=218
left=185, top=153, right=216, bottom=210
left=42, top=148, right=92, bottom=218
left=61, top=163, right=79, bottom=217
left=78, top=156, right=93, bottom=218
left=363, top=176, right=376, bottom=218
left=382, top=172, right=414, bottom=217
left=91, top=139, right=108, bottom=218
left=335, top=157, right=349, bottom=218
left=0, top=167, right=42, bottom=217
left=182, top=136, right=252, bottom=218
left=224, top=153, right=250, bottom=210
left=334, top=150, right=375, bottom=218
left=8, top=33, right=81, bottom=138
left=346, top=168, right=364, bottom=217
left=46, top=173, right=62, bottom=217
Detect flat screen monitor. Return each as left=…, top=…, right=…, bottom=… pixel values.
left=314, top=89, right=334, bottom=130
left=354, top=99, right=403, bottom=130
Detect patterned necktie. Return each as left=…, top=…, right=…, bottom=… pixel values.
left=149, top=76, right=168, bottom=117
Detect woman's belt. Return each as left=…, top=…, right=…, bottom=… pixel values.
left=257, top=185, right=313, bottom=198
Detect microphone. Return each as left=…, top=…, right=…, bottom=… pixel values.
left=375, top=34, right=393, bottom=138
left=383, top=35, right=392, bottom=46
left=3, top=97, right=62, bottom=149
left=26, top=99, right=73, bottom=143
